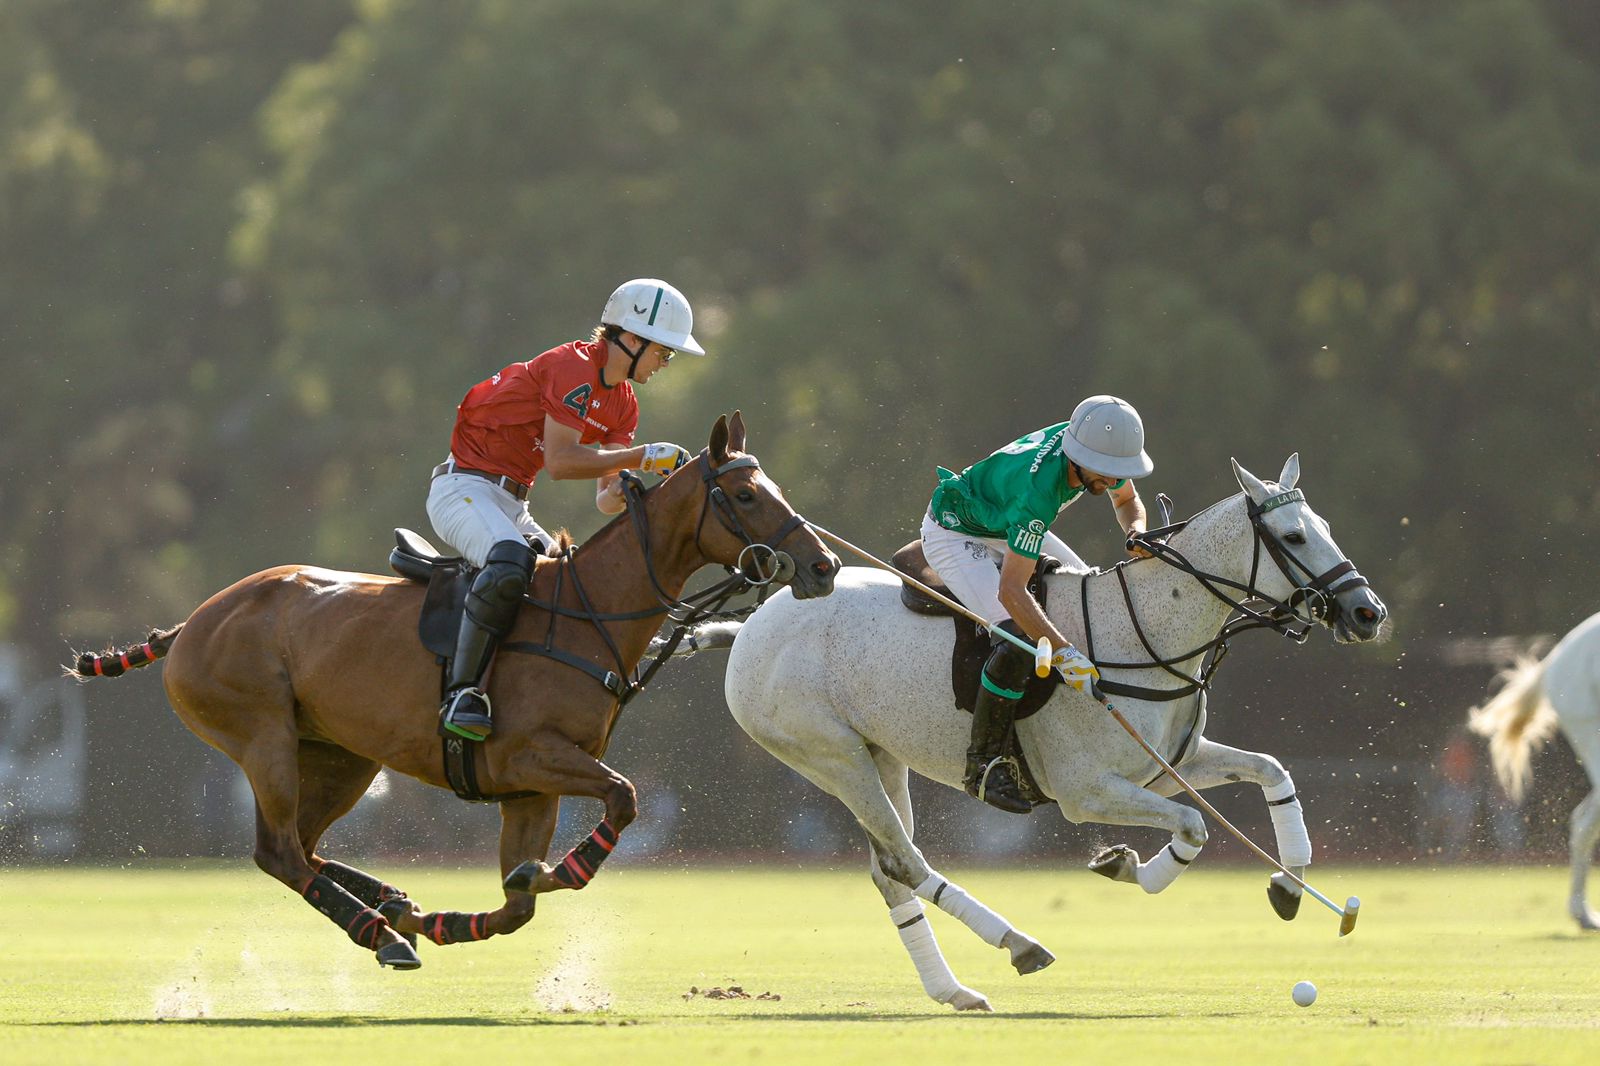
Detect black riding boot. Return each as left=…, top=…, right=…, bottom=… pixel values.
left=440, top=540, right=535, bottom=741
left=964, top=637, right=1033, bottom=814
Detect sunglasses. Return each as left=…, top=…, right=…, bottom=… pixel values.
left=656, top=345, right=676, bottom=364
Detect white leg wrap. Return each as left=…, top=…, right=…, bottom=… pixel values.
left=1134, top=837, right=1202, bottom=894
left=914, top=874, right=1010, bottom=947
left=889, top=900, right=961, bottom=1002
left=1265, top=776, right=1313, bottom=868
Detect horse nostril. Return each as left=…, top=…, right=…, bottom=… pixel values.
left=812, top=559, right=833, bottom=576
left=1356, top=607, right=1377, bottom=623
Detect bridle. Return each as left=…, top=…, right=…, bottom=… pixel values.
left=504, top=449, right=810, bottom=704
left=1080, top=490, right=1371, bottom=703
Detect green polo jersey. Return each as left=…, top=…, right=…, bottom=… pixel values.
left=928, top=422, right=1122, bottom=558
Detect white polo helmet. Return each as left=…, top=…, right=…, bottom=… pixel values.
left=601, top=278, right=705, bottom=355
left=1063, top=395, right=1153, bottom=479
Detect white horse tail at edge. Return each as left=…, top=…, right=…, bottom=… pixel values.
left=1467, top=654, right=1558, bottom=803
left=1466, top=611, right=1600, bottom=931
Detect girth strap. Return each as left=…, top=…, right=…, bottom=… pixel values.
left=439, top=735, right=542, bottom=803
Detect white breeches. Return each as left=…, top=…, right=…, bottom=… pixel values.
left=426, top=473, right=551, bottom=567
left=919, top=512, right=1086, bottom=624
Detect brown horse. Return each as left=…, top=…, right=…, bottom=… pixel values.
left=75, top=412, right=837, bottom=968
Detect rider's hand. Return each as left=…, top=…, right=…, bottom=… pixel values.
left=1051, top=644, right=1101, bottom=693
left=639, top=442, right=691, bottom=475
left=1126, top=533, right=1153, bottom=559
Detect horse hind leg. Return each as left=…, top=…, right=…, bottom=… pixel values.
left=293, top=742, right=425, bottom=949
left=864, top=749, right=989, bottom=1012
left=869, top=746, right=1053, bottom=979
left=1568, top=788, right=1600, bottom=931
left=242, top=734, right=419, bottom=970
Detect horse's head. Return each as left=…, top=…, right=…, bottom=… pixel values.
left=675, top=411, right=839, bottom=599
left=1230, top=454, right=1389, bottom=644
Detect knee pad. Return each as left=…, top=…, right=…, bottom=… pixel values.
left=467, top=540, right=535, bottom=629
left=981, top=638, right=1032, bottom=693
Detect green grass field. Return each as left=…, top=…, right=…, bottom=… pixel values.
left=2, top=862, right=1597, bottom=1064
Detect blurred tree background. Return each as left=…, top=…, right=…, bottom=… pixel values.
left=2, top=0, right=1597, bottom=862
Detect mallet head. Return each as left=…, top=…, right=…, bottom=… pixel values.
left=1337, top=895, right=1360, bottom=937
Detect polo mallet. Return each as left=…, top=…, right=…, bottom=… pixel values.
left=809, top=525, right=1052, bottom=677
left=808, top=522, right=1361, bottom=937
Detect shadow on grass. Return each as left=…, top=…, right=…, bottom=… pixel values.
left=18, top=1008, right=1245, bottom=1028
left=17, top=1015, right=619, bottom=1029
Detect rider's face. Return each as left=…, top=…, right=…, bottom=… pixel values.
left=1081, top=469, right=1121, bottom=495
left=631, top=342, right=675, bottom=383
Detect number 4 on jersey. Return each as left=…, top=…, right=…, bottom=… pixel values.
left=562, top=383, right=593, bottom=418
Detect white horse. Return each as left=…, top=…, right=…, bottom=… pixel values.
left=711, top=455, right=1388, bottom=1011
left=1468, top=611, right=1600, bottom=930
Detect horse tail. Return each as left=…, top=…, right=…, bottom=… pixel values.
left=1467, top=653, right=1556, bottom=802
left=685, top=620, right=743, bottom=653
left=70, top=624, right=185, bottom=679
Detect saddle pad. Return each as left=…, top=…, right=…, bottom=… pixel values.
left=950, top=615, right=1061, bottom=722
left=418, top=563, right=473, bottom=662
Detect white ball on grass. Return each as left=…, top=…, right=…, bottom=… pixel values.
left=1292, top=980, right=1318, bottom=1007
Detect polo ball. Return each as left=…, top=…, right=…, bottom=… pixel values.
left=1292, top=980, right=1317, bottom=1007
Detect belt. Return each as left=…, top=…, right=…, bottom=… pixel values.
left=432, top=461, right=530, bottom=501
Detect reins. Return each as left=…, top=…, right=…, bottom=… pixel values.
left=503, top=449, right=805, bottom=705
left=1081, top=490, right=1370, bottom=703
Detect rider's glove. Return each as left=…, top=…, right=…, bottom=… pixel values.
left=1051, top=644, right=1101, bottom=693
left=639, top=442, right=691, bottom=475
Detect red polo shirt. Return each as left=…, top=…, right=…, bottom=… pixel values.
left=447, top=340, right=638, bottom=487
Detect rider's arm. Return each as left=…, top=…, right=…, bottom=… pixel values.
left=996, top=550, right=1072, bottom=652
left=542, top=421, right=646, bottom=480
left=1110, top=480, right=1150, bottom=557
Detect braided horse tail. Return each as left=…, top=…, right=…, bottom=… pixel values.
left=71, top=624, right=185, bottom=679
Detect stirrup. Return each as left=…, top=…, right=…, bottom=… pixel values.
left=440, top=687, right=493, bottom=740
left=972, top=755, right=1031, bottom=814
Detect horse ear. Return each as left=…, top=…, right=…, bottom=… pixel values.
left=1278, top=452, right=1300, bottom=490
left=1231, top=457, right=1270, bottom=504
left=709, top=414, right=730, bottom=464
left=728, top=409, right=747, bottom=453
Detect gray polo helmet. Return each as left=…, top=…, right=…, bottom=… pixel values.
left=1062, top=395, right=1153, bottom=479
left=601, top=278, right=705, bottom=355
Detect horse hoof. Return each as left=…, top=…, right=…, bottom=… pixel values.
left=377, top=897, right=420, bottom=948
left=1011, top=940, right=1056, bottom=976
left=1088, top=844, right=1139, bottom=883
left=376, top=940, right=422, bottom=970
left=1268, top=872, right=1302, bottom=921
left=948, top=987, right=993, bottom=1012
left=1573, top=909, right=1600, bottom=932
left=504, top=860, right=546, bottom=895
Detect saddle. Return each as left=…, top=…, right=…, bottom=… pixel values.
left=389, top=528, right=473, bottom=663
left=889, top=539, right=1063, bottom=721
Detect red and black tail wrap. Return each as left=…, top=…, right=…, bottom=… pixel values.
left=74, top=625, right=183, bottom=678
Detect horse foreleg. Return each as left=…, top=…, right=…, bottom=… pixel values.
left=494, top=737, right=638, bottom=897
left=1066, top=771, right=1208, bottom=895
left=1149, top=739, right=1312, bottom=918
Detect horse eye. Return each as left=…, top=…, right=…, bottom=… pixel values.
left=1284, top=531, right=1307, bottom=545
left=736, top=490, right=756, bottom=503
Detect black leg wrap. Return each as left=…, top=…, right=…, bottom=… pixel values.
left=314, top=859, right=404, bottom=908
left=552, top=819, right=620, bottom=889
left=302, top=874, right=390, bottom=952
left=420, top=911, right=494, bottom=945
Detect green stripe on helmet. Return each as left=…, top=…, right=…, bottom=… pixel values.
left=647, top=287, right=664, bottom=325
